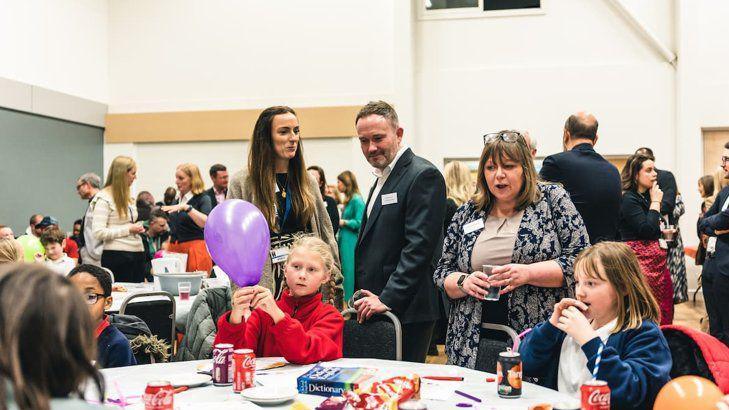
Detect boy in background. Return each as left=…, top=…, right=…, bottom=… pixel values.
left=36, top=228, right=76, bottom=276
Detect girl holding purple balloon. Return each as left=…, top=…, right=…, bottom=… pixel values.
left=225, top=106, right=343, bottom=309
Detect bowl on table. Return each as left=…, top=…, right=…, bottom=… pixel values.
left=153, top=272, right=205, bottom=297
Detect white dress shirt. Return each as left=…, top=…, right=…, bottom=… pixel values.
left=366, top=145, right=409, bottom=218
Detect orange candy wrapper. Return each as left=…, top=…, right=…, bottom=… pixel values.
left=341, top=375, right=421, bottom=410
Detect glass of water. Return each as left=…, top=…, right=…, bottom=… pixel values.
left=482, top=264, right=501, bottom=301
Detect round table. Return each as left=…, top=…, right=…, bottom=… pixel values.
left=99, top=357, right=574, bottom=409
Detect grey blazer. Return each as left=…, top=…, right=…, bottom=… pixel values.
left=227, top=169, right=343, bottom=308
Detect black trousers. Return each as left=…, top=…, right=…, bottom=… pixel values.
left=703, top=273, right=729, bottom=346
left=401, top=321, right=436, bottom=363
left=101, top=250, right=147, bottom=283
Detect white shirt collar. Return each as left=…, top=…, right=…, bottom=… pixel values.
left=179, top=191, right=193, bottom=205
left=372, top=145, right=409, bottom=178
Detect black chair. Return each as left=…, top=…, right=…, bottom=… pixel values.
left=474, top=323, right=520, bottom=373
left=120, top=291, right=176, bottom=357
left=341, top=308, right=402, bottom=361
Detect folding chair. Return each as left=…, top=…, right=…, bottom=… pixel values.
left=474, top=323, right=520, bottom=373
left=341, top=308, right=403, bottom=361
left=120, top=291, right=176, bottom=357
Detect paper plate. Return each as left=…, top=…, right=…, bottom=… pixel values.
left=169, top=374, right=212, bottom=388
left=241, top=386, right=297, bottom=405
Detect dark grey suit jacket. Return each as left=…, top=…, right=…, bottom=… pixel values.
left=355, top=148, right=446, bottom=324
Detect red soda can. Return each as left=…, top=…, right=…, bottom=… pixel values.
left=212, top=343, right=234, bottom=386
left=143, top=381, right=174, bottom=410
left=233, top=348, right=257, bottom=393
left=581, top=379, right=610, bottom=410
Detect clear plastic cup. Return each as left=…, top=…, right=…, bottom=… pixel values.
left=178, top=281, right=192, bottom=301
left=482, top=264, right=501, bottom=301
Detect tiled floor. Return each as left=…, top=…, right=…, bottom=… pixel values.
left=426, top=298, right=709, bottom=365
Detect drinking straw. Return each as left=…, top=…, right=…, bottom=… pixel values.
left=423, top=376, right=464, bottom=381
left=455, top=390, right=481, bottom=403
left=592, top=342, right=604, bottom=379
left=515, top=328, right=532, bottom=351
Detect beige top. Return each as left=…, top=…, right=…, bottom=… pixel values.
left=91, top=189, right=144, bottom=252
left=470, top=210, right=524, bottom=272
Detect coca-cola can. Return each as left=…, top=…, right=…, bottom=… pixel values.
left=233, top=348, right=256, bottom=393
left=143, top=381, right=174, bottom=410
left=212, top=343, right=234, bottom=386
left=581, top=379, right=610, bottom=410
left=496, top=349, right=522, bottom=398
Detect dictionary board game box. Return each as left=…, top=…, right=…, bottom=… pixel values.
left=297, top=365, right=376, bottom=397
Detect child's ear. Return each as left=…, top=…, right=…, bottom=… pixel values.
left=104, top=296, right=113, bottom=310
left=61, top=239, right=67, bottom=248
left=320, top=271, right=332, bottom=285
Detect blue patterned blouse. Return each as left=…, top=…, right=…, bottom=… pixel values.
left=434, top=183, right=589, bottom=369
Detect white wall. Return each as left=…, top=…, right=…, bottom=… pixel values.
left=0, top=0, right=108, bottom=103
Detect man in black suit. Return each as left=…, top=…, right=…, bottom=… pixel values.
left=205, top=164, right=228, bottom=208
left=353, top=101, right=446, bottom=363
left=635, top=147, right=678, bottom=225
left=539, top=112, right=622, bottom=244
left=698, top=142, right=729, bottom=346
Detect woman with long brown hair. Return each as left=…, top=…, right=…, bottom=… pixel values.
left=228, top=106, right=343, bottom=308
left=162, top=163, right=213, bottom=273
left=618, top=153, right=674, bottom=324
left=0, top=263, right=105, bottom=409
left=336, top=170, right=365, bottom=302
left=92, top=156, right=146, bottom=282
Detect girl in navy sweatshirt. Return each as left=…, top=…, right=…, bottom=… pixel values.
left=520, top=242, right=672, bottom=409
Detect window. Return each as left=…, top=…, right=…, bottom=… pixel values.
left=420, top=0, right=544, bottom=20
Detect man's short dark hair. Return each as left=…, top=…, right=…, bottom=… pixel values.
left=724, top=141, right=729, bottom=150
left=68, top=264, right=112, bottom=297
left=73, top=219, right=82, bottom=226
left=209, top=164, right=227, bottom=178
left=565, top=115, right=598, bottom=141
left=150, top=209, right=169, bottom=221
left=635, top=147, right=655, bottom=161
left=29, top=214, right=42, bottom=226
left=355, top=100, right=399, bottom=130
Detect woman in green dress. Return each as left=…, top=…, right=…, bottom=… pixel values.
left=337, top=170, right=365, bottom=303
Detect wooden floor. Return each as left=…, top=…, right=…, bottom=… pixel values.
left=426, top=299, right=709, bottom=365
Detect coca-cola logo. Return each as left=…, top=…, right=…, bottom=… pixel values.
left=588, top=390, right=610, bottom=405
left=144, top=390, right=173, bottom=406
left=242, top=356, right=256, bottom=368
left=213, top=352, right=229, bottom=364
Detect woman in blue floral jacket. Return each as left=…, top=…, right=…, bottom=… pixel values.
left=434, top=130, right=589, bottom=369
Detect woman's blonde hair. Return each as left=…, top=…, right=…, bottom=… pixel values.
left=248, top=106, right=315, bottom=232
left=473, top=131, right=540, bottom=212
left=444, top=161, right=474, bottom=207
left=103, top=156, right=136, bottom=219
left=574, top=242, right=660, bottom=332
left=286, top=236, right=334, bottom=276
left=177, top=163, right=206, bottom=195
left=0, top=238, right=22, bottom=264
left=337, top=171, right=360, bottom=206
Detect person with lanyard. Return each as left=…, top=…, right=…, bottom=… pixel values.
left=162, top=163, right=213, bottom=274
left=227, top=106, right=343, bottom=309
left=92, top=156, right=147, bottom=283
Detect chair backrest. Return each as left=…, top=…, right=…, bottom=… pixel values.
left=475, top=323, right=520, bottom=373
left=119, top=292, right=176, bottom=353
left=341, top=308, right=402, bottom=361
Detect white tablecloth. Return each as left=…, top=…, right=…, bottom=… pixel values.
left=109, top=282, right=195, bottom=331
left=98, top=358, right=573, bottom=409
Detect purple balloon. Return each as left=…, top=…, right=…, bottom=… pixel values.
left=204, top=199, right=270, bottom=287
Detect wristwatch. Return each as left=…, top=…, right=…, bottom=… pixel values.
left=185, top=204, right=192, bottom=212
left=456, top=274, right=468, bottom=292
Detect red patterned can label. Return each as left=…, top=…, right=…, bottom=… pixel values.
left=233, top=348, right=256, bottom=393
left=581, top=379, right=610, bottom=410
left=143, top=381, right=173, bottom=410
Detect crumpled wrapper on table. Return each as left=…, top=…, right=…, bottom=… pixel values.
left=317, top=375, right=421, bottom=410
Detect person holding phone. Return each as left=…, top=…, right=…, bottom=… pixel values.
left=434, top=130, right=589, bottom=370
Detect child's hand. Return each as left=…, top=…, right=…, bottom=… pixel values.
left=33, top=252, right=45, bottom=263
left=250, top=286, right=285, bottom=324
left=555, top=305, right=598, bottom=346
left=229, top=287, right=257, bottom=324
left=549, top=298, right=588, bottom=327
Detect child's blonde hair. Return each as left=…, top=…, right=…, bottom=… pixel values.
left=0, top=238, right=22, bottom=264
left=286, top=237, right=334, bottom=275
left=574, top=242, right=660, bottom=332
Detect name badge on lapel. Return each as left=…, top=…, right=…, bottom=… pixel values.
left=381, top=192, right=398, bottom=206
left=270, top=247, right=290, bottom=264
left=463, top=219, right=484, bottom=234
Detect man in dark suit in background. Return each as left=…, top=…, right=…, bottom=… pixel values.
left=635, top=147, right=678, bottom=225
left=205, top=164, right=228, bottom=208
left=539, top=112, right=622, bottom=244
left=699, top=142, right=729, bottom=346
left=353, top=100, right=446, bottom=362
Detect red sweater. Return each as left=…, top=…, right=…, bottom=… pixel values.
left=214, top=291, right=344, bottom=364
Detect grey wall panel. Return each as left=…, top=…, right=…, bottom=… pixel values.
left=0, top=108, right=103, bottom=236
